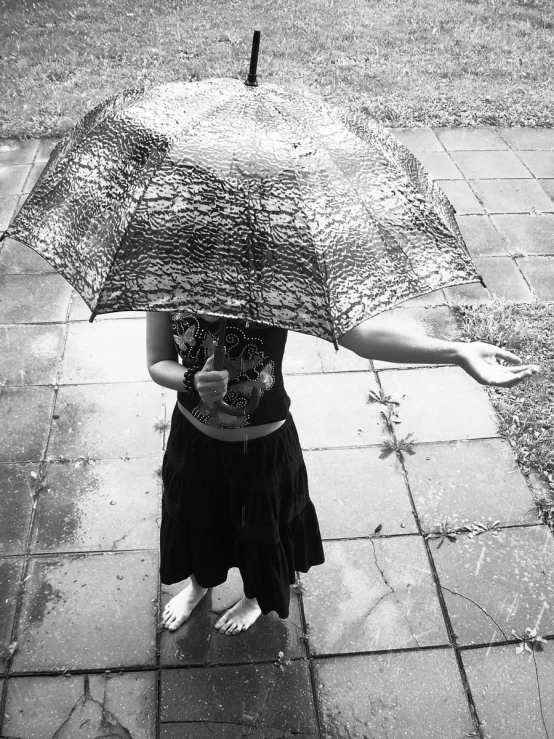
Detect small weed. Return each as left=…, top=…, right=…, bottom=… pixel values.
left=74, top=452, right=95, bottom=468
left=154, top=419, right=170, bottom=433
left=379, top=433, right=416, bottom=460
left=424, top=519, right=459, bottom=548
left=512, top=627, right=547, bottom=655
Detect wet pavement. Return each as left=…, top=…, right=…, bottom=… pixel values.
left=0, top=127, right=553, bottom=738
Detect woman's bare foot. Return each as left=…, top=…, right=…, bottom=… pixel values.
left=161, top=578, right=208, bottom=632
left=214, top=596, right=262, bottom=635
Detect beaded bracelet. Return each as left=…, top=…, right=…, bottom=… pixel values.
left=182, top=366, right=201, bottom=398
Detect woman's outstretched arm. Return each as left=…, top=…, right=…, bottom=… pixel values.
left=337, top=317, right=539, bottom=388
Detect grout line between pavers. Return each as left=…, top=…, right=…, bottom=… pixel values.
left=371, top=366, right=486, bottom=738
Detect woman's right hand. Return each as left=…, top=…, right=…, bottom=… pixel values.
left=194, top=355, right=229, bottom=406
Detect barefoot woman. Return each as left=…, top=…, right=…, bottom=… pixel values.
left=147, top=310, right=538, bottom=634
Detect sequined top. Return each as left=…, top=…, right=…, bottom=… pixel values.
left=171, top=312, right=290, bottom=429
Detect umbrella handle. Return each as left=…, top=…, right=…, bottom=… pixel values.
left=213, top=341, right=261, bottom=418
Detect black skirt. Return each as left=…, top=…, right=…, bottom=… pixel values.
left=160, top=403, right=325, bottom=619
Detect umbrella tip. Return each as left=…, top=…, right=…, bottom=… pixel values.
left=245, top=30, right=261, bottom=87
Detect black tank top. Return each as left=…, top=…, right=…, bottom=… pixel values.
left=171, top=312, right=290, bottom=429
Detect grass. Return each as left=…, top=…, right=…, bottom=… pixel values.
left=454, top=300, right=554, bottom=525
left=1, top=0, right=553, bottom=138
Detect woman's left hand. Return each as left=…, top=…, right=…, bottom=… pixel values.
left=456, top=341, right=540, bottom=387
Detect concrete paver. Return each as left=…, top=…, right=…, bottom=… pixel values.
left=160, top=661, right=318, bottom=736
left=378, top=365, right=499, bottom=442
left=302, top=537, right=448, bottom=654
left=0, top=558, right=24, bottom=675
left=47, top=382, right=166, bottom=460
left=451, top=150, right=532, bottom=179
left=0, top=464, right=36, bottom=555
left=431, top=525, right=554, bottom=646
left=287, top=372, right=386, bottom=448
left=305, top=447, right=417, bottom=538
left=435, top=127, right=509, bottom=150
left=31, top=458, right=160, bottom=553
left=470, top=178, right=554, bottom=213
left=3, top=672, right=157, bottom=739
left=314, top=650, right=476, bottom=739
left=0, top=386, right=54, bottom=463
left=491, top=213, right=554, bottom=255
left=404, top=438, right=539, bottom=531
left=1, top=128, right=553, bottom=738
left=160, top=568, right=305, bottom=666
left=516, top=256, right=554, bottom=300
left=13, top=551, right=158, bottom=671
left=0, top=238, right=54, bottom=274
left=0, top=323, right=65, bottom=385
left=0, top=273, right=72, bottom=323
left=462, top=644, right=554, bottom=739
left=456, top=214, right=510, bottom=256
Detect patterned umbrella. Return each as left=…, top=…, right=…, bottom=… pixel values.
left=3, top=34, right=483, bottom=348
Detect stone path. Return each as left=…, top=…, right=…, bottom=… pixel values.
left=0, top=128, right=553, bottom=738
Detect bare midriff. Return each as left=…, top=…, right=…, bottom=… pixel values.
left=177, top=402, right=286, bottom=442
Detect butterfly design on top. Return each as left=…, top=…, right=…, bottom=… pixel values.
left=174, top=324, right=197, bottom=353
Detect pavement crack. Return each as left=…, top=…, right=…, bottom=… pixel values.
left=110, top=516, right=150, bottom=550
left=532, top=650, right=551, bottom=739
left=369, top=539, right=421, bottom=647
left=441, top=586, right=509, bottom=640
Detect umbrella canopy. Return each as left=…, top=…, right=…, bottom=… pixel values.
left=4, top=77, right=483, bottom=343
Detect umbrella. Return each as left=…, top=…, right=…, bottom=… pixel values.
left=2, top=32, right=484, bottom=416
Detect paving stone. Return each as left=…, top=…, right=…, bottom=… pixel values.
left=161, top=660, right=317, bottom=734
left=160, top=568, right=304, bottom=666
left=283, top=330, right=370, bottom=374
left=389, top=128, right=444, bottom=152
left=515, top=150, right=554, bottom=178
left=0, top=164, right=31, bottom=195
left=498, top=127, right=554, bottom=150
left=400, top=288, right=448, bottom=306
left=0, top=557, right=24, bottom=674
left=305, top=447, right=416, bottom=538
left=315, top=650, right=475, bottom=739
left=377, top=366, right=499, bottom=442
left=404, top=438, right=537, bottom=532
left=435, top=127, right=509, bottom=151
left=301, top=537, right=448, bottom=654
left=0, top=323, right=65, bottom=386
left=36, top=138, right=60, bottom=162
left=31, top=458, right=160, bottom=553
left=22, top=163, right=46, bottom=193
left=0, top=463, right=37, bottom=555
left=444, top=280, right=494, bottom=305
left=60, top=317, right=150, bottom=384
left=470, top=179, right=554, bottom=214
left=435, top=180, right=485, bottom=214
left=472, top=256, right=535, bottom=301
left=539, top=178, right=554, bottom=202
left=48, top=382, right=167, bottom=460
left=0, top=139, right=39, bottom=165
left=414, top=151, right=463, bottom=180
left=287, top=372, right=386, bottom=448
left=0, top=238, right=54, bottom=274
left=0, top=386, right=54, bottom=463
left=516, top=256, right=554, bottom=300
left=369, top=305, right=462, bottom=369
left=0, top=195, right=18, bottom=230
left=0, top=273, right=72, bottom=323
left=3, top=671, right=157, bottom=739
left=13, top=550, right=158, bottom=671
left=431, top=525, right=554, bottom=646
left=491, top=214, right=554, bottom=255
left=456, top=214, right=510, bottom=257
left=450, top=150, right=532, bottom=180
left=462, top=643, right=554, bottom=739
left=69, top=290, right=145, bottom=321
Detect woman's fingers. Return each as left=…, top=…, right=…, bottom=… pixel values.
left=493, top=347, right=522, bottom=365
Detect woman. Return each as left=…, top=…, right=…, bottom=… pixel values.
left=147, top=310, right=538, bottom=635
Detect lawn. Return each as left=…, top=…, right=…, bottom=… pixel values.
left=1, top=0, right=553, bottom=138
